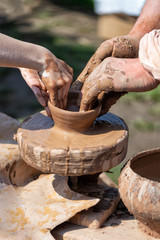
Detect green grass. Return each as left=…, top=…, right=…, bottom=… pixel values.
left=121, top=86, right=160, bottom=103
left=134, top=119, right=160, bottom=132
left=106, top=162, right=125, bottom=184
left=50, top=0, right=94, bottom=10
left=148, top=103, right=160, bottom=117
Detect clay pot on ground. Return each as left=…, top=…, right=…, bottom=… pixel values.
left=118, top=148, right=160, bottom=238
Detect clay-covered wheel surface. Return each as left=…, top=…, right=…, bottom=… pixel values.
left=17, top=111, right=128, bottom=176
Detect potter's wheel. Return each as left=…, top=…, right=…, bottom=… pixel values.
left=17, top=111, right=128, bottom=176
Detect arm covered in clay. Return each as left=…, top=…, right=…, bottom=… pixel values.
left=0, top=33, right=73, bottom=113
left=80, top=30, right=160, bottom=111
left=72, top=0, right=160, bottom=91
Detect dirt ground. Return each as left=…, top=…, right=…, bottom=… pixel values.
left=0, top=0, right=160, bottom=170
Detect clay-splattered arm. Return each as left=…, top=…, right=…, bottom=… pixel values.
left=72, top=0, right=160, bottom=114
left=0, top=33, right=73, bottom=111
left=72, top=0, right=160, bottom=91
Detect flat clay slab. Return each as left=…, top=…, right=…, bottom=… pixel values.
left=69, top=184, right=120, bottom=229
left=52, top=218, right=157, bottom=240
left=17, top=111, right=128, bottom=176
left=0, top=112, right=41, bottom=186
left=52, top=200, right=157, bottom=240
left=0, top=174, right=99, bottom=240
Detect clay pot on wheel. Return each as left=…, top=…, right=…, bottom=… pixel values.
left=48, top=96, right=101, bottom=133
left=17, top=92, right=128, bottom=176
left=119, top=148, right=160, bottom=238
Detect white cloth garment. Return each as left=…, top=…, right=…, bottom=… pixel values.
left=139, top=29, right=160, bottom=81
left=94, top=0, right=145, bottom=16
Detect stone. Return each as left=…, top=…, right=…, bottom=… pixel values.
left=0, top=112, right=41, bottom=186
left=0, top=174, right=99, bottom=240
left=52, top=217, right=157, bottom=240
left=69, top=184, right=120, bottom=229
left=0, top=112, right=20, bottom=144
left=69, top=173, right=120, bottom=228
left=0, top=143, right=41, bottom=186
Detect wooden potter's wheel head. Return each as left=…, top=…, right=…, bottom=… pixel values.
left=17, top=92, right=128, bottom=176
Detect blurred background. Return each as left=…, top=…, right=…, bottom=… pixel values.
left=0, top=0, right=160, bottom=182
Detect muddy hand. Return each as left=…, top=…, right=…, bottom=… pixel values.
left=0, top=33, right=73, bottom=113
left=20, top=68, right=51, bottom=116
left=20, top=55, right=73, bottom=114
left=40, top=55, right=73, bottom=109
left=71, top=35, right=139, bottom=91
left=80, top=57, right=159, bottom=112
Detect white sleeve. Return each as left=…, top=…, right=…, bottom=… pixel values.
left=139, top=29, right=160, bottom=81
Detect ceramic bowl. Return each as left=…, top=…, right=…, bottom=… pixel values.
left=119, top=148, right=160, bottom=238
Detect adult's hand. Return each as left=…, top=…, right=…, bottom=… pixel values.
left=71, top=34, right=139, bottom=91
left=72, top=0, right=160, bottom=91
left=80, top=57, right=159, bottom=112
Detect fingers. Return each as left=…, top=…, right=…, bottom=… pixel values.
left=49, top=88, right=58, bottom=106
left=56, top=77, right=71, bottom=109
left=20, top=68, right=49, bottom=108
left=41, top=61, right=73, bottom=108
left=71, top=41, right=113, bottom=91
left=80, top=83, right=101, bottom=111
left=95, top=40, right=113, bottom=60
left=59, top=59, right=73, bottom=76
left=79, top=57, right=119, bottom=112
left=31, top=86, right=47, bottom=107
left=112, top=36, right=138, bottom=58
left=100, top=92, right=126, bottom=116
left=20, top=58, right=73, bottom=111
left=71, top=55, right=98, bottom=91
left=20, top=68, right=46, bottom=90
left=45, top=106, right=51, bottom=117
left=45, top=75, right=71, bottom=108
left=72, top=35, right=138, bottom=92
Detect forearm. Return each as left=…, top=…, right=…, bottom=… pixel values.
left=0, top=33, right=52, bottom=71
left=129, top=0, right=160, bottom=40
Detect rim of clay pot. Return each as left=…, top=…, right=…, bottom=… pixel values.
left=128, top=147, right=160, bottom=182
left=48, top=100, right=101, bottom=132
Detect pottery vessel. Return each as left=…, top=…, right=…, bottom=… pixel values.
left=48, top=98, right=101, bottom=133
left=17, top=92, right=128, bottom=176
left=119, top=148, right=160, bottom=238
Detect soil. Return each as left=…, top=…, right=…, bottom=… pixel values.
left=0, top=0, right=160, bottom=166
